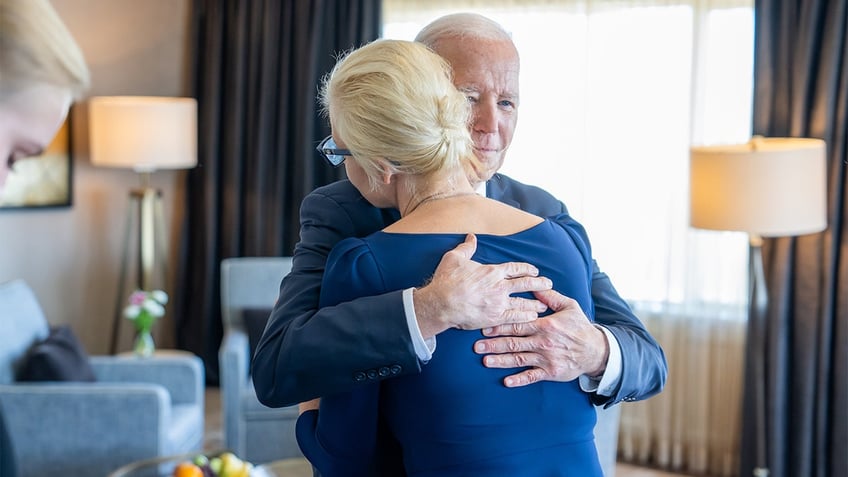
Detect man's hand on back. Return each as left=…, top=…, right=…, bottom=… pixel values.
left=413, top=234, right=553, bottom=339
left=474, top=289, right=609, bottom=387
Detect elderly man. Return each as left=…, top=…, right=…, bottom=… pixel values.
left=253, top=11, right=666, bottom=459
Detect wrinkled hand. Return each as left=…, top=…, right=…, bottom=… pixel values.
left=474, top=289, right=609, bottom=387
left=414, top=234, right=553, bottom=339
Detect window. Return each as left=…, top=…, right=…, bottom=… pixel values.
left=382, top=0, right=753, bottom=309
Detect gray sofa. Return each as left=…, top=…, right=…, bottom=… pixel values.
left=0, top=279, right=205, bottom=477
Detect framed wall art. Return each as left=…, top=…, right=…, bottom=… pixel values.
left=0, top=118, right=72, bottom=209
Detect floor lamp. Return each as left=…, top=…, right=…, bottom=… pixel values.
left=88, top=96, right=198, bottom=354
left=689, top=137, right=827, bottom=477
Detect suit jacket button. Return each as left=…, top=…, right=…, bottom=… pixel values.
left=353, top=372, right=366, bottom=382
left=378, top=366, right=390, bottom=377
left=390, top=365, right=402, bottom=375
left=366, top=369, right=378, bottom=379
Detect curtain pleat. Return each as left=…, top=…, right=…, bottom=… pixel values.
left=619, top=306, right=745, bottom=476
left=175, top=0, right=381, bottom=383
left=745, top=1, right=848, bottom=476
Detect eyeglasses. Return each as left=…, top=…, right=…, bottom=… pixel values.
left=316, top=135, right=352, bottom=167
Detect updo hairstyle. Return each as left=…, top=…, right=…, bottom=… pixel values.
left=319, top=39, right=477, bottom=188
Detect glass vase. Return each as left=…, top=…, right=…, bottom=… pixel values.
left=133, top=329, right=155, bottom=357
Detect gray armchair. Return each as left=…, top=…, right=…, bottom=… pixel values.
left=0, top=279, right=205, bottom=477
left=219, top=257, right=301, bottom=464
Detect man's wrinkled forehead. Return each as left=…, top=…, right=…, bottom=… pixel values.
left=453, top=56, right=520, bottom=100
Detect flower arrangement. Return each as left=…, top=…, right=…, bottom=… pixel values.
left=123, top=289, right=168, bottom=356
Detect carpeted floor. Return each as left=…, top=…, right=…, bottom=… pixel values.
left=203, top=386, right=224, bottom=452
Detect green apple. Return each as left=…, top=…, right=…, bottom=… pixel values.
left=209, top=456, right=222, bottom=475
left=193, top=455, right=209, bottom=467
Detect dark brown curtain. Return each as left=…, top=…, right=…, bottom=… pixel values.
left=743, top=1, right=848, bottom=476
left=175, top=0, right=381, bottom=383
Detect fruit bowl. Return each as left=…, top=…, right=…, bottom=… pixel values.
left=173, top=451, right=257, bottom=477
left=107, top=450, right=291, bottom=477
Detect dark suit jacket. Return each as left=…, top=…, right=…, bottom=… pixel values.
left=253, top=173, right=667, bottom=409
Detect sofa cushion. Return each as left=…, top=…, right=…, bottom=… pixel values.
left=17, top=325, right=96, bottom=382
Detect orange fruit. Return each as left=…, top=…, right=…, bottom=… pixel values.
left=173, top=461, right=204, bottom=477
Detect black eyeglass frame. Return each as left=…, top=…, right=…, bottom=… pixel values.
left=316, top=135, right=352, bottom=167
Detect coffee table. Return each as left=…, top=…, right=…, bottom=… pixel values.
left=107, top=451, right=312, bottom=477
left=253, top=458, right=311, bottom=477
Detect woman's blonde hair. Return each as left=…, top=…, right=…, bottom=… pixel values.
left=319, top=39, right=477, bottom=188
left=0, top=0, right=90, bottom=99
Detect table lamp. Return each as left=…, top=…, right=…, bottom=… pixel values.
left=88, top=96, right=198, bottom=353
left=689, top=136, right=827, bottom=477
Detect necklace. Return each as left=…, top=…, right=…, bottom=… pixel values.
left=402, top=191, right=478, bottom=216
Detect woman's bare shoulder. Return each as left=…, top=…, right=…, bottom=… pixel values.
left=385, top=196, right=543, bottom=235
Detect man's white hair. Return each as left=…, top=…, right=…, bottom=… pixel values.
left=414, top=12, right=512, bottom=48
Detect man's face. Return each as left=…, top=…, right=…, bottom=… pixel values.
left=432, top=36, right=520, bottom=181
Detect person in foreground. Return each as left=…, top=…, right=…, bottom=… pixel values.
left=0, top=1, right=90, bottom=475
left=298, top=38, right=603, bottom=476
left=253, top=12, right=665, bottom=415
left=0, top=0, right=89, bottom=193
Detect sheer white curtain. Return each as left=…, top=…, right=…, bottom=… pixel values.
left=383, top=1, right=752, bottom=475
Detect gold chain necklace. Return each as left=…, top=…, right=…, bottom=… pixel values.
left=402, top=191, right=478, bottom=216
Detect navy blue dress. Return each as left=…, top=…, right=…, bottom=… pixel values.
left=296, top=214, right=604, bottom=477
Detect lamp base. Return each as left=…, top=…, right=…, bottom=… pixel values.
left=109, top=186, right=168, bottom=354
left=749, top=236, right=769, bottom=477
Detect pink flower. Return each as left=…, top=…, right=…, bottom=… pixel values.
left=123, top=289, right=169, bottom=324
left=129, top=291, right=148, bottom=306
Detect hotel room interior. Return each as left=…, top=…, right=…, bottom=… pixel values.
left=0, top=0, right=844, bottom=476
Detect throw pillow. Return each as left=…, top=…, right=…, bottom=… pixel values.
left=243, top=308, right=272, bottom=375
left=16, top=325, right=96, bottom=382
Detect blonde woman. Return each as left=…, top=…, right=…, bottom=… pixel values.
left=297, top=39, right=602, bottom=477
left=0, top=0, right=89, bottom=192
left=0, top=1, right=88, bottom=474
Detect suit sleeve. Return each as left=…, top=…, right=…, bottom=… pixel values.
left=252, top=189, right=421, bottom=408
left=549, top=213, right=668, bottom=408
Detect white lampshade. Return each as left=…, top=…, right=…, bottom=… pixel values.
left=89, top=96, right=198, bottom=172
left=690, top=137, right=827, bottom=237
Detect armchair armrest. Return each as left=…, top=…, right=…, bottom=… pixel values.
left=0, top=382, right=170, bottom=475
left=219, top=329, right=249, bottom=451
left=90, top=353, right=204, bottom=406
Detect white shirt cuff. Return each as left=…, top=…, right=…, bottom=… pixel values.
left=403, top=287, right=435, bottom=362
left=578, top=325, right=621, bottom=396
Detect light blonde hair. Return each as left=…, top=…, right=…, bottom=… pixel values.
left=319, top=39, right=477, bottom=188
left=0, top=0, right=90, bottom=99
